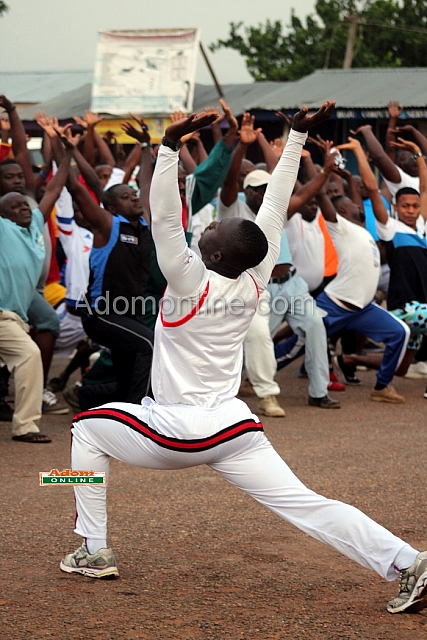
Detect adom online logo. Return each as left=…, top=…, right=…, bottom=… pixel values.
left=39, top=469, right=107, bottom=486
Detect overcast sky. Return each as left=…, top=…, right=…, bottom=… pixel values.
left=0, top=0, right=317, bottom=84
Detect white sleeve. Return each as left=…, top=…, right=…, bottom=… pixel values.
left=55, top=186, right=76, bottom=256
left=150, top=146, right=207, bottom=298
left=375, top=216, right=397, bottom=241
left=249, top=129, right=307, bottom=290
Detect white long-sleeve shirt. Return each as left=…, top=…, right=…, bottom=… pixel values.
left=149, top=129, right=306, bottom=407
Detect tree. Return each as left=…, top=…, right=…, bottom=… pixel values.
left=209, top=0, right=427, bottom=81
left=0, top=2, right=9, bottom=15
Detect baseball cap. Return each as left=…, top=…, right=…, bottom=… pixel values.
left=243, top=169, right=271, bottom=190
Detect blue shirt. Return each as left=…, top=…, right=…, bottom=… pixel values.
left=276, top=229, right=293, bottom=266
left=0, top=208, right=45, bottom=321
left=363, top=195, right=390, bottom=242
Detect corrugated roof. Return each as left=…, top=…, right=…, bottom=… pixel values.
left=0, top=71, right=93, bottom=103
left=243, top=68, right=427, bottom=110
left=10, top=68, right=427, bottom=120
left=19, top=84, right=92, bottom=120
left=196, top=68, right=427, bottom=113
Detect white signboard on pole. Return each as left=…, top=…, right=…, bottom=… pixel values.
left=91, top=28, right=200, bottom=115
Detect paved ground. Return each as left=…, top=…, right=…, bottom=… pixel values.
left=1, top=358, right=427, bottom=639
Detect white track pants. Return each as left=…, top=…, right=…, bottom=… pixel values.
left=71, top=397, right=412, bottom=581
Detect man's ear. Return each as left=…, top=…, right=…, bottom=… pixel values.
left=210, top=251, right=222, bottom=263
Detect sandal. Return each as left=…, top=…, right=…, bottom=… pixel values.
left=12, top=432, right=52, bottom=443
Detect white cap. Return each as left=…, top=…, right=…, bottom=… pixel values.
left=243, top=169, right=271, bottom=189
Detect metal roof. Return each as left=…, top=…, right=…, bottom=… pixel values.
left=195, top=69, right=427, bottom=113
left=244, top=68, right=427, bottom=110
left=19, top=84, right=92, bottom=120
left=9, top=68, right=427, bottom=121
left=0, top=71, right=93, bottom=104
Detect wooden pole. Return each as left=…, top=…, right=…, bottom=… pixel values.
left=199, top=42, right=224, bottom=99
left=343, top=13, right=359, bottom=69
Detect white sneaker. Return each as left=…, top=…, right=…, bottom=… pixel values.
left=42, top=389, right=69, bottom=415
left=387, top=551, right=427, bottom=613
left=60, top=544, right=119, bottom=578
left=405, top=362, right=427, bottom=379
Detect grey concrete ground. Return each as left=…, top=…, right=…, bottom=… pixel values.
left=1, top=356, right=427, bottom=639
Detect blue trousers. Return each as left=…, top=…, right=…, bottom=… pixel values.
left=316, top=293, right=410, bottom=387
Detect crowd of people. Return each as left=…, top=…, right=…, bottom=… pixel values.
left=1, top=94, right=427, bottom=614
left=1, top=95, right=426, bottom=439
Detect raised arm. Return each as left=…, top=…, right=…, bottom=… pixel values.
left=385, top=101, right=403, bottom=162
left=392, top=125, right=427, bottom=158
left=83, top=111, right=115, bottom=168
left=122, top=115, right=154, bottom=225
left=189, top=99, right=237, bottom=214
left=38, top=143, right=74, bottom=222
left=287, top=142, right=336, bottom=218
left=353, top=124, right=401, bottom=184
left=220, top=113, right=260, bottom=207
left=252, top=101, right=335, bottom=287
left=337, top=136, right=388, bottom=225
left=0, top=94, right=35, bottom=195
left=390, top=137, right=427, bottom=221
left=149, top=112, right=219, bottom=297
left=256, top=132, right=279, bottom=173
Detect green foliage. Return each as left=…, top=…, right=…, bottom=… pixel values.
left=0, top=2, right=9, bottom=15
left=209, top=0, right=427, bottom=81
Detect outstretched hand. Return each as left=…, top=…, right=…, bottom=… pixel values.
left=54, top=124, right=81, bottom=150
left=0, top=95, right=15, bottom=113
left=335, top=136, right=363, bottom=152
left=307, top=133, right=329, bottom=156
left=292, top=101, right=335, bottom=133
left=239, top=112, right=262, bottom=146
left=275, top=111, right=293, bottom=129
left=388, top=101, right=403, bottom=119
left=389, top=137, right=422, bottom=156
left=122, top=114, right=151, bottom=144
left=165, top=111, right=219, bottom=142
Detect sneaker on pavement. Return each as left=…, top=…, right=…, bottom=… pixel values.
left=370, top=385, right=405, bottom=404
left=0, top=399, right=13, bottom=422
left=334, top=355, right=361, bottom=385
left=387, top=551, right=427, bottom=613
left=60, top=543, right=119, bottom=579
left=42, top=389, right=69, bottom=415
left=238, top=378, right=255, bottom=397
left=258, top=395, right=286, bottom=418
left=328, top=371, right=346, bottom=392
left=308, top=395, right=341, bottom=409
left=63, top=383, right=81, bottom=412
left=405, top=361, right=427, bottom=380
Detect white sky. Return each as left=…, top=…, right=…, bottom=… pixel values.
left=0, top=0, right=317, bottom=84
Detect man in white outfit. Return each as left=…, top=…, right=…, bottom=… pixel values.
left=60, top=104, right=427, bottom=616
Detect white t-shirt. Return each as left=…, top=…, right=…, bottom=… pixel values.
left=217, top=197, right=255, bottom=222
left=324, top=215, right=380, bottom=309
left=285, top=211, right=324, bottom=292
left=383, top=166, right=419, bottom=202
left=55, top=187, right=93, bottom=307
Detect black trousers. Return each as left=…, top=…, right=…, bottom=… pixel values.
left=82, top=312, right=154, bottom=404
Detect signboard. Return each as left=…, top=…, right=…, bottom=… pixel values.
left=94, top=117, right=169, bottom=144
left=91, top=28, right=200, bottom=115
